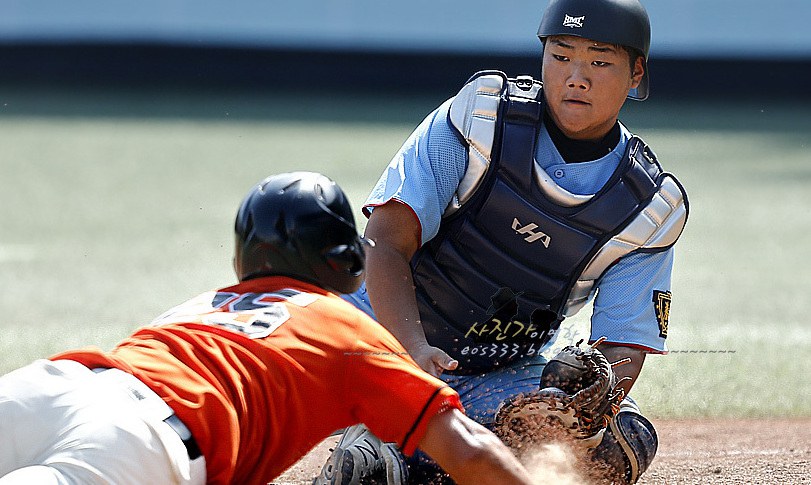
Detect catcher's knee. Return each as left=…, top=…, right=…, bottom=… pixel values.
left=591, top=400, right=658, bottom=484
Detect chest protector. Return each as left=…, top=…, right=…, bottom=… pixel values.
left=411, top=71, right=688, bottom=374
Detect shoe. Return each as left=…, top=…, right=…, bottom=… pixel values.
left=313, top=424, right=407, bottom=485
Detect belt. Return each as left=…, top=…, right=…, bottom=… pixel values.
left=92, top=367, right=203, bottom=460
left=164, top=412, right=204, bottom=460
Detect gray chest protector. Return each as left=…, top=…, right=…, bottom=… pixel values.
left=410, top=71, right=688, bottom=374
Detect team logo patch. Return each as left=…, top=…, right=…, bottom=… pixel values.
left=563, top=14, right=585, bottom=28
left=653, top=290, right=672, bottom=338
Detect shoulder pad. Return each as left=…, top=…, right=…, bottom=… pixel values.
left=447, top=71, right=507, bottom=211
left=640, top=174, right=689, bottom=249
left=625, top=136, right=689, bottom=250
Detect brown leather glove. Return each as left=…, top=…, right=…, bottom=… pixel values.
left=494, top=340, right=626, bottom=450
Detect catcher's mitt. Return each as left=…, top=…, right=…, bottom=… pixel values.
left=494, top=338, right=627, bottom=450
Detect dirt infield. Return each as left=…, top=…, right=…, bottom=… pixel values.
left=273, top=418, right=811, bottom=484
left=640, top=418, right=810, bottom=485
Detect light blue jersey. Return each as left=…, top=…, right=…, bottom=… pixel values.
left=357, top=99, right=673, bottom=354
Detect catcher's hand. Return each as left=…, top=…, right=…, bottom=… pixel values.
left=494, top=338, right=627, bottom=450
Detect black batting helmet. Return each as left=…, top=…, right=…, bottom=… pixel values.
left=538, top=0, right=651, bottom=100
left=234, top=172, right=369, bottom=294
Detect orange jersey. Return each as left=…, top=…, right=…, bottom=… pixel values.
left=53, top=277, right=462, bottom=484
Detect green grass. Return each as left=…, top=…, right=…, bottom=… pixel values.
left=1, top=86, right=809, bottom=418
left=624, top=100, right=811, bottom=417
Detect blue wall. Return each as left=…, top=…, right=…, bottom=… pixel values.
left=2, top=0, right=810, bottom=59
left=1, top=1, right=808, bottom=98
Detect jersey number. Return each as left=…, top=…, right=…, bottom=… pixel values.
left=153, top=289, right=316, bottom=339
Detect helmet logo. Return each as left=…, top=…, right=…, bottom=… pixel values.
left=562, top=14, right=585, bottom=28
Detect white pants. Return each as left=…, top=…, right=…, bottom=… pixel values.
left=0, top=359, right=206, bottom=485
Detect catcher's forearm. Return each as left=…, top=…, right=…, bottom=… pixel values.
left=599, top=345, right=646, bottom=396
left=364, top=202, right=426, bottom=352
left=365, top=244, right=426, bottom=351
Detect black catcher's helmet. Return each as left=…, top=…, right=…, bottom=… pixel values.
left=538, top=0, right=651, bottom=100
left=234, top=172, right=368, bottom=294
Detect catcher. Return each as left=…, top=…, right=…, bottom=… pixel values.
left=316, top=0, right=688, bottom=483
left=0, top=172, right=536, bottom=485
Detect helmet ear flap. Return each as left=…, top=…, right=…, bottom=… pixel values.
left=325, top=244, right=365, bottom=277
